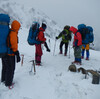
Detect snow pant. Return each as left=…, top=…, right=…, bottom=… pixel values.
left=59, top=41, right=68, bottom=54
left=74, top=46, right=82, bottom=62
left=35, top=44, right=43, bottom=64
left=82, top=44, right=89, bottom=58
left=1, top=55, right=15, bottom=86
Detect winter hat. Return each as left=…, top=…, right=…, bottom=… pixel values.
left=64, top=25, right=70, bottom=30
left=42, top=23, right=47, bottom=30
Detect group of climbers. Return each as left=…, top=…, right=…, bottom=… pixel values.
left=0, top=13, right=94, bottom=89
left=56, top=24, right=94, bottom=65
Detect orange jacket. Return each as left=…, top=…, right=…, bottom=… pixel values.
left=38, top=27, right=46, bottom=42
left=7, top=20, right=21, bottom=56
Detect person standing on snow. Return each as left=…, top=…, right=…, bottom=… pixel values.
left=78, top=25, right=94, bottom=60
left=56, top=25, right=72, bottom=56
left=1, top=20, right=21, bottom=89
left=69, top=26, right=82, bottom=65
left=35, top=23, right=50, bottom=66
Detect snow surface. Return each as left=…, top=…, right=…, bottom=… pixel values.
left=0, top=0, right=100, bottom=99
left=0, top=27, right=100, bottom=99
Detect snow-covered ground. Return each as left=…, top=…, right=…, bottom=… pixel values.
left=0, top=27, right=100, bottom=99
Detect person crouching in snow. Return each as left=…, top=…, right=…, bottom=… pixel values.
left=69, top=26, right=82, bottom=65
left=35, top=23, right=50, bottom=66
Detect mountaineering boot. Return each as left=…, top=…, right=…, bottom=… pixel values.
left=72, top=61, right=82, bottom=65
left=77, top=62, right=82, bottom=65
left=8, top=83, right=15, bottom=89
left=72, top=61, right=77, bottom=64
left=64, top=53, right=67, bottom=56
left=81, top=56, right=84, bottom=59
left=86, top=50, right=89, bottom=60
left=36, top=63, right=42, bottom=66
left=81, top=49, right=85, bottom=59
left=59, top=51, right=62, bottom=54
left=86, top=57, right=89, bottom=60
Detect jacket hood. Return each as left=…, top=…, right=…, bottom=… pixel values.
left=11, top=20, right=21, bottom=32
left=69, top=26, right=77, bottom=34
left=39, top=27, right=45, bottom=31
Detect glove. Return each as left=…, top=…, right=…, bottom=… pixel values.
left=14, top=51, right=21, bottom=63
left=56, top=37, right=58, bottom=39
left=46, top=48, right=50, bottom=52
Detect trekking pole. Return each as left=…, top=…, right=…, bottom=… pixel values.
left=53, top=39, right=57, bottom=56
left=68, top=45, right=70, bottom=58
left=68, top=42, right=71, bottom=59
left=21, top=54, right=24, bottom=66
left=48, top=39, right=51, bottom=49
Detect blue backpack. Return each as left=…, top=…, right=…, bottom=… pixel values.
left=0, top=13, right=10, bottom=58
left=78, top=24, right=86, bottom=30
left=27, top=22, right=41, bottom=45
left=77, top=24, right=87, bottom=40
left=87, top=26, right=94, bottom=43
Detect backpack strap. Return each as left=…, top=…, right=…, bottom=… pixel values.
left=0, top=21, right=9, bottom=25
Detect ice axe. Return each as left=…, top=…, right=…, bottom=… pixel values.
left=21, top=54, right=24, bottom=66
left=29, top=60, right=36, bottom=75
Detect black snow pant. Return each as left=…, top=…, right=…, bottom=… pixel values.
left=59, top=41, right=68, bottom=54
left=1, top=55, right=15, bottom=86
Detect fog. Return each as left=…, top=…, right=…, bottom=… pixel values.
left=1, top=0, right=100, bottom=50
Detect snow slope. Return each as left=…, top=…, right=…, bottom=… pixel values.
left=0, top=1, right=61, bottom=38
left=0, top=0, right=100, bottom=99
left=0, top=27, right=100, bottom=99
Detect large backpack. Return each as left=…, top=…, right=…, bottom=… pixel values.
left=0, top=13, right=10, bottom=58
left=77, top=24, right=87, bottom=40
left=27, top=22, right=41, bottom=45
left=86, top=26, right=94, bottom=43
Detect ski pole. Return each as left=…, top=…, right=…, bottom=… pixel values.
left=21, top=54, right=24, bottom=66
left=49, top=39, right=51, bottom=49
left=53, top=39, right=57, bottom=56
left=68, top=44, right=70, bottom=58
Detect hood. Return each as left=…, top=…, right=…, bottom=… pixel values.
left=69, top=26, right=77, bottom=34
left=11, top=20, right=21, bottom=32
left=39, top=27, right=45, bottom=31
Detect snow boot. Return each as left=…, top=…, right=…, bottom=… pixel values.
left=59, top=51, right=62, bottom=54
left=64, top=53, right=67, bottom=56
left=81, top=56, right=84, bottom=59
left=36, top=63, right=42, bottom=66
left=86, top=57, right=89, bottom=60
left=8, top=83, right=15, bottom=89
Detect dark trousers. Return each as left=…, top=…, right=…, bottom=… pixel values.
left=60, top=41, right=68, bottom=54
left=1, top=55, right=15, bottom=86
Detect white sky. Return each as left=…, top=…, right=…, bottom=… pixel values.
left=2, top=0, right=100, bottom=44
left=8, top=0, right=100, bottom=27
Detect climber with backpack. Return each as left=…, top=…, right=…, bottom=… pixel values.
left=27, top=22, right=50, bottom=65
left=69, top=26, right=82, bottom=65
left=35, top=23, right=50, bottom=66
left=56, top=25, right=72, bottom=56
left=78, top=24, right=94, bottom=60
left=0, top=16, right=21, bottom=89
